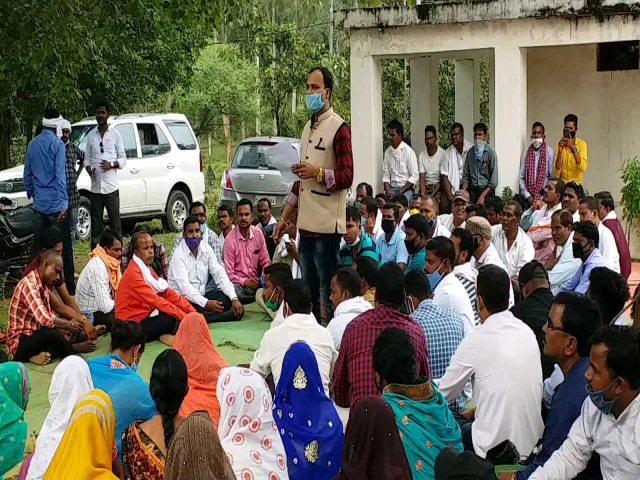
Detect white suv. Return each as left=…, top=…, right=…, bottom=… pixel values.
left=0, top=113, right=206, bottom=240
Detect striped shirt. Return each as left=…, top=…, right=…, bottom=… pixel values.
left=453, top=263, right=480, bottom=326
left=337, top=234, right=381, bottom=267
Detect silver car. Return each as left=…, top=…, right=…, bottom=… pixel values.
left=218, top=137, right=300, bottom=216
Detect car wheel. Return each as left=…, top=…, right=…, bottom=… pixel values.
left=163, top=190, right=189, bottom=232
left=76, top=196, right=92, bottom=241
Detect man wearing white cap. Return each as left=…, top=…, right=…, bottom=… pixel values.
left=24, top=108, right=68, bottom=259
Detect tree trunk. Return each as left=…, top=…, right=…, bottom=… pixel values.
left=0, top=118, right=12, bottom=170
left=222, top=112, right=232, bottom=164
left=241, top=119, right=246, bottom=139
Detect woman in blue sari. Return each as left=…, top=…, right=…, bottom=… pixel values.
left=376, top=327, right=463, bottom=480
left=0, top=361, right=30, bottom=477
left=88, top=320, right=156, bottom=456
left=274, top=341, right=344, bottom=480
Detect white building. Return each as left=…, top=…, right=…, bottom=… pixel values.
left=338, top=0, right=640, bottom=254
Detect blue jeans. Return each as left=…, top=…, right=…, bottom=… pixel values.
left=390, top=186, right=414, bottom=203
left=299, top=234, right=341, bottom=321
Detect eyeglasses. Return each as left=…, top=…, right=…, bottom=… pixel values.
left=544, top=320, right=569, bottom=334
left=100, top=141, right=104, bottom=154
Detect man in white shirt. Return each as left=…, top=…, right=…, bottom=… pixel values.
left=425, top=236, right=475, bottom=335
left=168, top=216, right=244, bottom=323
left=250, top=278, right=337, bottom=394
left=360, top=196, right=383, bottom=242
left=85, top=101, right=127, bottom=248
left=327, top=268, right=373, bottom=350
left=579, top=196, right=620, bottom=273
left=547, top=209, right=581, bottom=294
left=216, top=204, right=235, bottom=247
left=467, top=216, right=509, bottom=273
left=439, top=190, right=470, bottom=232
left=450, top=227, right=481, bottom=327
left=441, top=122, right=473, bottom=213
left=173, top=201, right=224, bottom=266
left=439, top=265, right=544, bottom=459
left=529, top=325, right=640, bottom=480
left=382, top=119, right=419, bottom=203
left=420, top=196, right=451, bottom=238
left=418, top=125, right=445, bottom=199
left=562, top=181, right=584, bottom=223
left=393, top=194, right=410, bottom=232
left=491, top=201, right=535, bottom=278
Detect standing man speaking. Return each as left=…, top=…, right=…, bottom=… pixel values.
left=85, top=101, right=126, bottom=248
left=275, top=67, right=353, bottom=321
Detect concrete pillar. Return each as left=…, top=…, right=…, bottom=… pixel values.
left=492, top=46, right=527, bottom=195
left=473, top=58, right=483, bottom=125
left=430, top=57, right=440, bottom=134
left=350, top=54, right=383, bottom=194
left=410, top=56, right=433, bottom=153
left=455, top=59, right=475, bottom=133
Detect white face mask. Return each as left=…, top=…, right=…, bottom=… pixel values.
left=532, top=138, right=544, bottom=149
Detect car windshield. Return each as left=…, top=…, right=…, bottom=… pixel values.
left=163, top=121, right=197, bottom=150
left=70, top=124, right=95, bottom=152
left=231, top=142, right=283, bottom=169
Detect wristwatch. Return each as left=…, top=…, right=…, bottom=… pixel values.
left=110, top=161, right=117, bottom=169
left=571, top=147, right=577, bottom=154
left=316, top=167, right=324, bottom=183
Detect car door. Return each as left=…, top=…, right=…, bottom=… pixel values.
left=135, top=122, right=173, bottom=210
left=113, top=123, right=146, bottom=214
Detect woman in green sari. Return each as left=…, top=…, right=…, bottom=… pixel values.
left=0, top=361, right=30, bottom=477
left=375, top=327, right=463, bottom=480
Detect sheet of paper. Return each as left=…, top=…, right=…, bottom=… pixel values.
left=267, top=140, right=301, bottom=185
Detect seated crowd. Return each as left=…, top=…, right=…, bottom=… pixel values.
left=2, top=156, right=640, bottom=480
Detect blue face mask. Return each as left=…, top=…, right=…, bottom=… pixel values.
left=185, top=237, right=202, bottom=251
left=305, top=92, right=325, bottom=114
left=354, top=200, right=361, bottom=211
left=200, top=221, right=208, bottom=233
left=586, top=377, right=620, bottom=415
left=427, top=261, right=445, bottom=291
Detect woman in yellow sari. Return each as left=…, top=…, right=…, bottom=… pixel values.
left=44, top=389, right=119, bottom=480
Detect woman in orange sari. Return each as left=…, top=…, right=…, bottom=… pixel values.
left=173, top=312, right=228, bottom=426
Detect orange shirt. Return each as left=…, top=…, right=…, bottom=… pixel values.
left=115, top=260, right=195, bottom=322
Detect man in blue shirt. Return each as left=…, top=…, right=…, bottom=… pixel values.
left=376, top=203, right=409, bottom=269
left=337, top=206, right=381, bottom=267
left=560, top=221, right=609, bottom=294
left=517, top=292, right=600, bottom=479
left=24, top=109, right=68, bottom=258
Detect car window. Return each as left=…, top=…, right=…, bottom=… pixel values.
left=163, top=121, right=197, bottom=150
left=114, top=123, right=138, bottom=159
left=231, top=142, right=279, bottom=169
left=137, top=123, right=171, bottom=157
left=70, top=125, right=95, bottom=153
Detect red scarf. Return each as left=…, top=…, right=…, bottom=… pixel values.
left=525, top=143, right=547, bottom=201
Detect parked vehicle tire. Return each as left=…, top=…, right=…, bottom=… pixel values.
left=121, top=219, right=138, bottom=235
left=163, top=189, right=189, bottom=232
left=76, top=196, right=92, bottom=241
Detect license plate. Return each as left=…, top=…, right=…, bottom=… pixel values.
left=254, top=195, right=277, bottom=207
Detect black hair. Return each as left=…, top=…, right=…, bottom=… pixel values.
left=579, top=196, right=599, bottom=212
left=190, top=201, right=206, bottom=214
left=334, top=268, right=362, bottom=299
left=382, top=203, right=400, bottom=222
left=552, top=209, right=574, bottom=228
left=375, top=192, right=388, bottom=202
left=451, top=122, right=464, bottom=134
left=376, top=263, right=405, bottom=308
left=594, top=191, right=615, bottom=211
left=589, top=326, right=640, bottom=389
left=387, top=119, right=404, bottom=137
left=505, top=201, right=523, bottom=219
left=284, top=279, right=312, bottom=314
left=473, top=122, right=488, bottom=134
left=405, top=269, right=432, bottom=301
left=183, top=215, right=200, bottom=233
left=354, top=256, right=379, bottom=288
left=573, top=221, right=599, bottom=248
left=425, top=236, right=456, bottom=266
left=564, top=113, right=578, bottom=127
left=484, top=196, right=504, bottom=214
left=236, top=198, right=254, bottom=212
left=309, top=66, right=334, bottom=98
left=451, top=228, right=476, bottom=262
left=564, top=181, right=585, bottom=200
left=477, top=265, right=510, bottom=314
left=403, top=213, right=429, bottom=237
left=373, top=327, right=418, bottom=385
left=42, top=226, right=63, bottom=250
left=532, top=121, right=545, bottom=134
left=99, top=229, right=122, bottom=250
left=111, top=320, right=146, bottom=353
left=217, top=205, right=233, bottom=216
left=424, top=125, right=437, bottom=136
left=257, top=198, right=272, bottom=209
left=361, top=196, right=378, bottom=217
left=95, top=100, right=110, bottom=113
left=466, top=204, right=487, bottom=219
left=356, top=182, right=373, bottom=197
left=588, top=267, right=630, bottom=325
left=264, top=262, right=293, bottom=288
left=346, top=205, right=361, bottom=224
left=130, top=230, right=152, bottom=252
left=149, top=349, right=188, bottom=449
left=552, top=292, right=601, bottom=357
left=392, top=194, right=409, bottom=208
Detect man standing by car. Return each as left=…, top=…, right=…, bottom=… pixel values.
left=24, top=108, right=68, bottom=263
left=85, top=101, right=126, bottom=248
left=275, top=66, right=353, bottom=321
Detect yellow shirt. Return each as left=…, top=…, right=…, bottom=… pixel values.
left=553, top=137, right=588, bottom=183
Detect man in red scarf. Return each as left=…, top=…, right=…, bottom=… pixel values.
left=519, top=122, right=554, bottom=207
left=595, top=191, right=632, bottom=280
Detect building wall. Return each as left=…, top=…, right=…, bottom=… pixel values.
left=527, top=44, right=640, bottom=256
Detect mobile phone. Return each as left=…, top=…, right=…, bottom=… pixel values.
left=563, top=127, right=571, bottom=139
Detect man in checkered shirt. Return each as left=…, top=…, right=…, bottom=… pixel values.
left=332, top=262, right=430, bottom=408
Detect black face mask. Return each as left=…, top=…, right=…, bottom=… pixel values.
left=405, top=237, right=421, bottom=255
left=572, top=241, right=587, bottom=260
left=381, top=219, right=395, bottom=234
